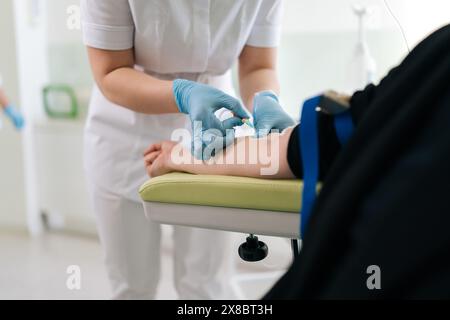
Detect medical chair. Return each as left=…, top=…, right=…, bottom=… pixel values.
left=139, top=173, right=302, bottom=262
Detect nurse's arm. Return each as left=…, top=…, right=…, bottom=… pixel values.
left=238, top=46, right=280, bottom=111
left=144, top=127, right=295, bottom=179
left=87, top=47, right=179, bottom=114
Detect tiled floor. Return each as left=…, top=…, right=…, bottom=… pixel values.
left=0, top=227, right=291, bottom=300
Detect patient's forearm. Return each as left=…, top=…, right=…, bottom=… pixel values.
left=170, top=128, right=295, bottom=179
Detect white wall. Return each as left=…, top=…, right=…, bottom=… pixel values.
left=278, top=0, right=406, bottom=116
left=283, top=0, right=402, bottom=33
left=46, top=0, right=93, bottom=117
left=283, top=0, right=450, bottom=44
left=0, top=0, right=27, bottom=229
left=402, top=0, right=450, bottom=45
left=278, top=0, right=450, bottom=117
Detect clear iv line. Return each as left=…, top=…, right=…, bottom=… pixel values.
left=383, top=0, right=411, bottom=53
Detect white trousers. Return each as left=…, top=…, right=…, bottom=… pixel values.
left=84, top=73, right=238, bottom=300
left=88, top=184, right=236, bottom=300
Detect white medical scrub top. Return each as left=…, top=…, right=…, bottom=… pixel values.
left=81, top=0, right=283, bottom=74
left=81, top=0, right=284, bottom=201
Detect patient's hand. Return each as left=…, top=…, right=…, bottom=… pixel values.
left=144, top=141, right=179, bottom=178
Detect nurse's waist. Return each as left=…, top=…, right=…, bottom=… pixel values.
left=139, top=68, right=231, bottom=83
left=85, top=113, right=189, bottom=144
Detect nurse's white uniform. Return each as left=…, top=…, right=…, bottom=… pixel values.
left=81, top=0, right=283, bottom=299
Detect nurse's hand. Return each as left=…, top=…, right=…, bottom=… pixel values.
left=253, top=91, right=296, bottom=137
left=3, top=105, right=25, bottom=131
left=173, top=79, right=249, bottom=160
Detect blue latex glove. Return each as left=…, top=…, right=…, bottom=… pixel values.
left=173, top=79, right=249, bottom=160
left=4, top=105, right=25, bottom=130
left=253, top=91, right=296, bottom=137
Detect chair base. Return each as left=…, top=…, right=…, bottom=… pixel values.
left=142, top=202, right=300, bottom=239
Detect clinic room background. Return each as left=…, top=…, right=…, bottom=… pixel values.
left=1, top=0, right=449, bottom=300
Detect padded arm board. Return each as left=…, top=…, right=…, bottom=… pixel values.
left=139, top=173, right=303, bottom=213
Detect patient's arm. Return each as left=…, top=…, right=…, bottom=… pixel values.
left=144, top=88, right=371, bottom=181
left=144, top=128, right=296, bottom=179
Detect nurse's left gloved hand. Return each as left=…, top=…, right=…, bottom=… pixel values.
left=173, top=79, right=249, bottom=160
left=253, top=91, right=296, bottom=137
left=4, top=105, right=25, bottom=130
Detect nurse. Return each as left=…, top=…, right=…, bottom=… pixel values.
left=81, top=0, right=294, bottom=299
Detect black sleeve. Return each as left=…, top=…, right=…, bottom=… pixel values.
left=321, top=99, right=450, bottom=299
left=287, top=87, right=374, bottom=180
left=287, top=125, right=303, bottom=178
left=287, top=112, right=346, bottom=180
left=350, top=84, right=377, bottom=120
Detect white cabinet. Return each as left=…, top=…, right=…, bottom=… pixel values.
left=33, top=119, right=96, bottom=234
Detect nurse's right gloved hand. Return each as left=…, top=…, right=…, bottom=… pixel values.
left=173, top=79, right=249, bottom=160
left=4, top=105, right=25, bottom=131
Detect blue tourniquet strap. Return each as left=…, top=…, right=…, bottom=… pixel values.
left=334, top=111, right=355, bottom=146
left=299, top=96, right=321, bottom=237
left=299, top=96, right=354, bottom=237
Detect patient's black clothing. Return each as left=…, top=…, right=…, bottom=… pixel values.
left=269, top=24, right=450, bottom=299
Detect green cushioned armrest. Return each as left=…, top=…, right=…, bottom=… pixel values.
left=139, top=173, right=303, bottom=213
